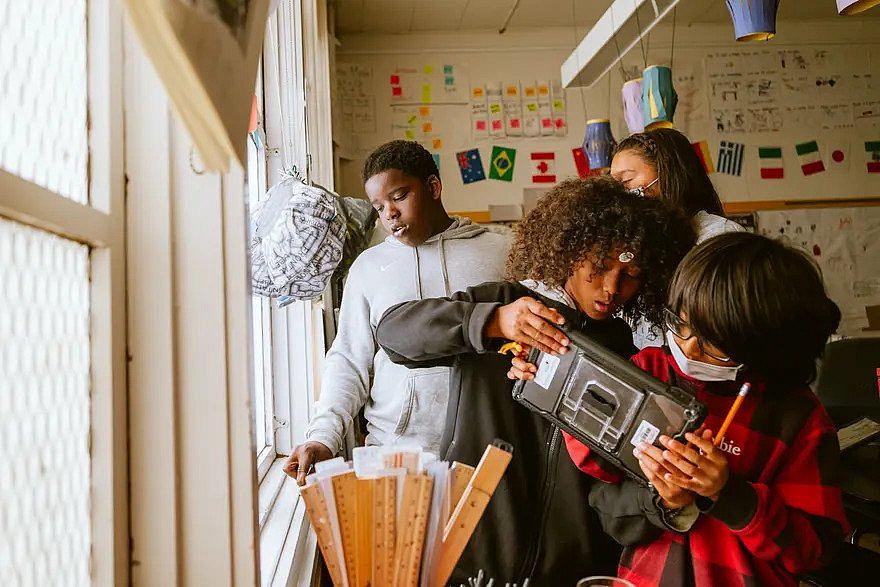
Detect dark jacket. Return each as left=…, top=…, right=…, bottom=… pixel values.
left=376, top=281, right=637, bottom=586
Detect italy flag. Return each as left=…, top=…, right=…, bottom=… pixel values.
left=758, top=147, right=784, bottom=179
left=867, top=141, right=880, bottom=174
left=795, top=140, right=825, bottom=176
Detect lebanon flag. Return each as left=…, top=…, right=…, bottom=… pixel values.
left=758, top=147, right=784, bottom=179
left=796, top=140, right=825, bottom=176
left=531, top=152, right=557, bottom=183
left=866, top=141, right=880, bottom=173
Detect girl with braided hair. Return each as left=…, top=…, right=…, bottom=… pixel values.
left=611, top=127, right=744, bottom=244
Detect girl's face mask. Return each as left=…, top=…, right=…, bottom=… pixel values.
left=627, top=176, right=659, bottom=198
left=667, top=330, right=743, bottom=382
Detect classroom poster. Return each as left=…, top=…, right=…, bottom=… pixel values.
left=537, top=80, right=553, bottom=136
left=470, top=85, right=489, bottom=140
left=530, top=152, right=556, bottom=183
left=758, top=147, right=784, bottom=179
left=796, top=140, right=825, bottom=176
left=489, top=146, right=517, bottom=182
left=457, top=149, right=486, bottom=184
left=522, top=83, right=540, bottom=137
left=717, top=141, right=745, bottom=176
left=486, top=83, right=505, bottom=138
left=551, top=81, right=567, bottom=137
left=503, top=82, right=523, bottom=137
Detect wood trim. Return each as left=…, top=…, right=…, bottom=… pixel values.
left=454, top=197, right=880, bottom=224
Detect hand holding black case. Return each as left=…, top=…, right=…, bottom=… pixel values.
left=511, top=327, right=706, bottom=487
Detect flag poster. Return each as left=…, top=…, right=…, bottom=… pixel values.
left=827, top=141, right=850, bottom=173
left=530, top=152, right=556, bottom=183
left=489, top=146, right=517, bottom=181
left=717, top=141, right=745, bottom=176
left=456, top=149, right=486, bottom=184
left=572, top=147, right=591, bottom=179
left=692, top=140, right=715, bottom=174
left=866, top=141, right=880, bottom=174
left=758, top=147, right=784, bottom=179
left=796, top=140, right=825, bottom=176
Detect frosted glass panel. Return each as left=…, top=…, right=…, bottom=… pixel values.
left=0, top=0, right=89, bottom=204
left=0, top=217, right=91, bottom=585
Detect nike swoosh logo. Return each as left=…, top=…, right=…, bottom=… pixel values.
left=380, top=263, right=394, bottom=271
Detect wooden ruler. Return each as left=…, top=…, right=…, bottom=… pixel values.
left=372, top=475, right=397, bottom=586
left=354, top=478, right=374, bottom=587
left=332, top=471, right=359, bottom=585
left=300, top=482, right=347, bottom=587
left=392, top=474, right=434, bottom=587
left=448, top=462, right=474, bottom=522
left=430, top=443, right=513, bottom=587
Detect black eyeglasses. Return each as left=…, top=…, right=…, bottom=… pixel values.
left=663, top=308, right=733, bottom=363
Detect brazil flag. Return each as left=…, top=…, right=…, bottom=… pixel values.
left=489, top=146, right=517, bottom=181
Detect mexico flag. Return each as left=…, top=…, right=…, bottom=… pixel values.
left=866, top=141, right=880, bottom=174
left=758, top=147, right=784, bottom=179
left=795, top=140, right=825, bottom=176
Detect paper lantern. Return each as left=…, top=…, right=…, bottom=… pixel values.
left=583, top=119, right=617, bottom=171
left=837, top=0, right=880, bottom=15
left=725, top=0, right=780, bottom=41
left=621, top=78, right=645, bottom=135
left=641, top=65, right=678, bottom=131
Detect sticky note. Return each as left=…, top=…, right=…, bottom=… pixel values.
left=506, top=86, right=518, bottom=96
left=492, top=120, right=503, bottom=130
left=525, top=87, right=536, bottom=97
left=419, top=106, right=431, bottom=117
left=390, top=74, right=400, bottom=85
left=433, top=138, right=443, bottom=150
left=421, top=84, right=432, bottom=103
left=405, top=129, right=416, bottom=139
left=422, top=122, right=433, bottom=133
left=443, top=65, right=454, bottom=74
left=423, top=65, right=434, bottom=74
left=511, top=119, right=521, bottom=128
left=392, top=86, right=403, bottom=97
left=445, top=76, right=455, bottom=86
left=476, top=120, right=487, bottom=130
left=472, top=87, right=485, bottom=98
left=555, top=118, right=565, bottom=128
left=541, top=118, right=552, bottom=128
left=526, top=103, right=538, bottom=112
left=408, top=115, right=418, bottom=125
left=490, top=103, right=502, bottom=114
left=553, top=99, right=564, bottom=110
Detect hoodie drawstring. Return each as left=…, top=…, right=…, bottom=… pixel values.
left=438, top=234, right=452, bottom=297
left=413, top=246, right=423, bottom=300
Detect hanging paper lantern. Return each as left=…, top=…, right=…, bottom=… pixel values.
left=725, top=0, right=780, bottom=41
left=583, top=119, right=617, bottom=171
left=621, top=78, right=645, bottom=135
left=837, top=0, right=880, bottom=15
left=641, top=65, right=678, bottom=131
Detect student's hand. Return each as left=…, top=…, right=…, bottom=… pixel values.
left=658, top=430, right=730, bottom=500
left=485, top=297, right=569, bottom=355
left=634, top=441, right=695, bottom=509
left=507, top=344, right=536, bottom=380
left=284, top=441, right=333, bottom=486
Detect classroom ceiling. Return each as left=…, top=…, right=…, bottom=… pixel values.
left=334, top=0, right=880, bottom=34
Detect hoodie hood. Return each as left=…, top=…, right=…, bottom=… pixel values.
left=520, top=279, right=578, bottom=309
left=383, top=216, right=486, bottom=246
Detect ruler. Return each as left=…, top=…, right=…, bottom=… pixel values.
left=300, top=482, right=347, bottom=587
left=354, top=478, right=374, bottom=587
left=430, top=443, right=513, bottom=587
left=448, top=462, right=474, bottom=522
left=392, top=474, right=434, bottom=587
left=372, top=475, right=397, bottom=586
left=332, top=471, right=359, bottom=585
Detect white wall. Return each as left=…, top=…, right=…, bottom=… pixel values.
left=334, top=20, right=880, bottom=214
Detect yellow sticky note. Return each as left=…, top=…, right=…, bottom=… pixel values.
left=419, top=106, right=431, bottom=117
left=405, top=129, right=416, bottom=140
left=527, top=103, right=538, bottom=112
left=490, top=103, right=502, bottom=114
left=421, top=84, right=432, bottom=103
left=553, top=99, right=564, bottom=110
left=422, top=122, right=433, bottom=133
left=408, top=115, right=418, bottom=125
left=423, top=65, right=434, bottom=74
left=433, top=138, right=443, bottom=150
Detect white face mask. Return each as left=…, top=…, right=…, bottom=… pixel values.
left=666, top=330, right=743, bottom=382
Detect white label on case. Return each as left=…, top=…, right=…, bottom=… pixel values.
left=630, top=420, right=660, bottom=448
left=533, top=353, right=561, bottom=389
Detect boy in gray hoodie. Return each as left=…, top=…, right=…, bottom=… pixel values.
left=284, top=140, right=510, bottom=484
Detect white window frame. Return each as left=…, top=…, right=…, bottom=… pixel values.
left=255, top=1, right=334, bottom=585
left=0, top=0, right=128, bottom=584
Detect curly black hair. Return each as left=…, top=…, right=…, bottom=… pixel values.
left=506, top=176, right=696, bottom=326
left=615, top=128, right=725, bottom=217
left=362, top=140, right=439, bottom=185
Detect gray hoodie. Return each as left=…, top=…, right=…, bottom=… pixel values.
left=305, top=217, right=510, bottom=455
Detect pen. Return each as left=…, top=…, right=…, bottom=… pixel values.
left=713, top=382, right=750, bottom=447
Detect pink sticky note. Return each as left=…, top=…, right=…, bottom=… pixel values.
left=390, top=75, right=400, bottom=85
left=475, top=120, right=487, bottom=131
left=492, top=120, right=503, bottom=130
left=541, top=118, right=552, bottom=128
left=392, top=86, right=403, bottom=97
left=510, top=119, right=521, bottom=128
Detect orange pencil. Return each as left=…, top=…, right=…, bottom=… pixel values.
left=713, top=383, right=750, bottom=447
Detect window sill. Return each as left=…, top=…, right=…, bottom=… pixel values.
left=259, top=457, right=317, bottom=587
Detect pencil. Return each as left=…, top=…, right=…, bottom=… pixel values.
left=713, top=383, right=751, bottom=447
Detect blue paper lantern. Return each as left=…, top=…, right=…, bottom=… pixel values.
left=583, top=119, right=616, bottom=171
left=837, top=0, right=880, bottom=15
left=621, top=78, right=645, bottom=135
left=725, top=0, right=780, bottom=41
left=641, top=66, right=678, bottom=131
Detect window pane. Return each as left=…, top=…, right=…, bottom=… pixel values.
left=0, top=0, right=89, bottom=204
left=0, top=217, right=91, bottom=584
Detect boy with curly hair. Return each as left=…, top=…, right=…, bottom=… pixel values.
left=375, top=177, right=696, bottom=585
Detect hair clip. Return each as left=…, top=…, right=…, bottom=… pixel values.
left=619, top=251, right=635, bottom=263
